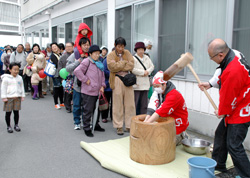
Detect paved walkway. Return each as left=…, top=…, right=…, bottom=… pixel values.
left=0, top=91, right=249, bottom=178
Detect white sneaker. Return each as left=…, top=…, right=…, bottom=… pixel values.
left=74, top=124, right=81, bottom=130
left=55, top=104, right=61, bottom=110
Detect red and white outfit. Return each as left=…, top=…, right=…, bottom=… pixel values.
left=147, top=72, right=189, bottom=135
left=209, top=49, right=250, bottom=124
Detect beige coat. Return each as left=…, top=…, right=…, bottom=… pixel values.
left=24, top=52, right=46, bottom=75
left=107, top=50, right=134, bottom=90
left=132, top=54, right=154, bottom=91
left=31, top=67, right=43, bottom=85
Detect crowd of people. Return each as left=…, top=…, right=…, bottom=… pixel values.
left=0, top=22, right=250, bottom=177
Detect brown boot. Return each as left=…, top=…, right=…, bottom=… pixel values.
left=117, top=128, right=124, bottom=135
left=39, top=91, right=44, bottom=98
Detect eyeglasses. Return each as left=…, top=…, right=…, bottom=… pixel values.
left=210, top=52, right=223, bottom=59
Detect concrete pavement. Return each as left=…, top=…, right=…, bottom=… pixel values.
left=0, top=92, right=127, bottom=178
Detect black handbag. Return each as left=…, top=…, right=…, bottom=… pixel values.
left=116, top=73, right=136, bottom=87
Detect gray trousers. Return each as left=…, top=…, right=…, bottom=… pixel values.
left=134, top=90, right=148, bottom=115
left=81, top=93, right=98, bottom=131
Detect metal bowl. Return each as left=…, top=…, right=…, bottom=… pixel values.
left=181, top=138, right=211, bottom=155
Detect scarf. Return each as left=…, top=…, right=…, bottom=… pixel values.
left=90, top=57, right=104, bottom=71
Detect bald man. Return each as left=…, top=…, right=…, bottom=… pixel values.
left=199, top=39, right=250, bottom=177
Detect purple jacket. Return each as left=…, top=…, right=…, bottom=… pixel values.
left=74, top=57, right=106, bottom=96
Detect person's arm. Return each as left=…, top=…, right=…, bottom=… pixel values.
left=50, top=54, right=58, bottom=69
left=123, top=52, right=134, bottom=71
left=66, top=54, right=80, bottom=73
left=26, top=53, right=34, bottom=65
left=145, top=112, right=160, bottom=123
left=75, top=36, right=83, bottom=55
left=1, top=78, right=8, bottom=100
left=146, top=56, right=155, bottom=75
left=132, top=57, right=145, bottom=76
left=9, top=52, right=15, bottom=63
left=103, top=59, right=110, bottom=78
left=107, top=53, right=127, bottom=73
left=58, top=56, right=64, bottom=73
left=73, top=59, right=89, bottom=83
left=144, top=91, right=159, bottom=122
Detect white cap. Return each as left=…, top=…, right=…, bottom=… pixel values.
left=143, top=39, right=152, bottom=47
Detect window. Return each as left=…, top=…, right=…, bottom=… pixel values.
left=66, top=22, right=73, bottom=43
left=41, top=29, right=49, bottom=49
left=134, top=1, right=155, bottom=61
left=115, top=6, right=132, bottom=51
left=188, top=0, right=226, bottom=75
left=26, top=33, right=32, bottom=45
left=134, top=1, right=155, bottom=45
left=33, top=32, right=39, bottom=45
left=159, top=0, right=186, bottom=77
left=96, top=14, right=107, bottom=47
left=233, top=0, right=250, bottom=64
left=57, top=24, right=65, bottom=44
left=52, top=26, right=57, bottom=43
left=73, top=20, right=82, bottom=43
left=84, top=17, right=93, bottom=43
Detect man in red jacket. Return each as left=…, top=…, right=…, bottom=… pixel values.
left=201, top=38, right=250, bottom=178
left=144, top=71, right=189, bottom=138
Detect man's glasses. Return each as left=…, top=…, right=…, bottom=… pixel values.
left=210, top=52, right=223, bottom=59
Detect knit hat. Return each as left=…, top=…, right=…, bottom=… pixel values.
left=143, top=39, right=152, bottom=47
left=89, top=45, right=101, bottom=54
left=152, top=71, right=167, bottom=85
left=134, top=42, right=146, bottom=52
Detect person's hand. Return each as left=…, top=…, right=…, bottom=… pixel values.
left=144, top=115, right=151, bottom=122
left=21, top=97, right=25, bottom=101
left=144, top=70, right=149, bottom=76
left=214, top=110, right=225, bottom=119
left=78, top=58, right=81, bottom=63
left=100, top=87, right=104, bottom=93
left=198, top=82, right=211, bottom=91
left=86, top=80, right=90, bottom=85
left=2, top=98, right=8, bottom=102
left=45, top=56, right=50, bottom=60
left=81, top=53, right=85, bottom=58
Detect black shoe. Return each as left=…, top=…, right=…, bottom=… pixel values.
left=215, top=165, right=227, bottom=172
left=14, top=125, right=21, bottom=132
left=94, top=124, right=105, bottom=132
left=7, top=126, right=13, bottom=133
left=66, top=109, right=72, bottom=113
left=84, top=130, right=94, bottom=137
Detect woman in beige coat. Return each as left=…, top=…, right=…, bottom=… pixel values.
left=25, top=44, right=46, bottom=98
left=132, top=42, right=154, bottom=115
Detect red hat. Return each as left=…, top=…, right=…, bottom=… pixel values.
left=134, top=42, right=146, bottom=52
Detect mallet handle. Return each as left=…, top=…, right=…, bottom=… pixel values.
left=187, top=63, right=218, bottom=110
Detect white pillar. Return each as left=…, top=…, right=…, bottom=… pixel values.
left=48, top=14, right=52, bottom=43
left=107, top=0, right=115, bottom=52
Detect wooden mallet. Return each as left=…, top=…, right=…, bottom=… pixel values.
left=163, top=52, right=218, bottom=110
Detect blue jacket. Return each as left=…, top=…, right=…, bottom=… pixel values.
left=103, top=58, right=111, bottom=92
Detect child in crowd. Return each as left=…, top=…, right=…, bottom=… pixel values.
left=1, top=62, right=25, bottom=133
left=31, top=67, right=43, bottom=100
left=74, top=45, right=106, bottom=137
left=99, top=46, right=108, bottom=62
left=74, top=23, right=92, bottom=59
left=144, top=71, right=189, bottom=144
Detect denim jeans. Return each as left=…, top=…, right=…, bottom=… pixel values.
left=212, top=118, right=250, bottom=178
left=73, top=89, right=82, bottom=125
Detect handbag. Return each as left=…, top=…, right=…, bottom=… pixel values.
left=116, top=72, right=136, bottom=87
left=44, top=59, right=56, bottom=77
left=64, top=75, right=74, bottom=94
left=99, top=92, right=109, bottom=111
left=134, top=55, right=153, bottom=86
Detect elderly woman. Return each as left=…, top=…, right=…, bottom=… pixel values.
left=132, top=42, right=154, bottom=115
left=25, top=44, right=46, bottom=98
